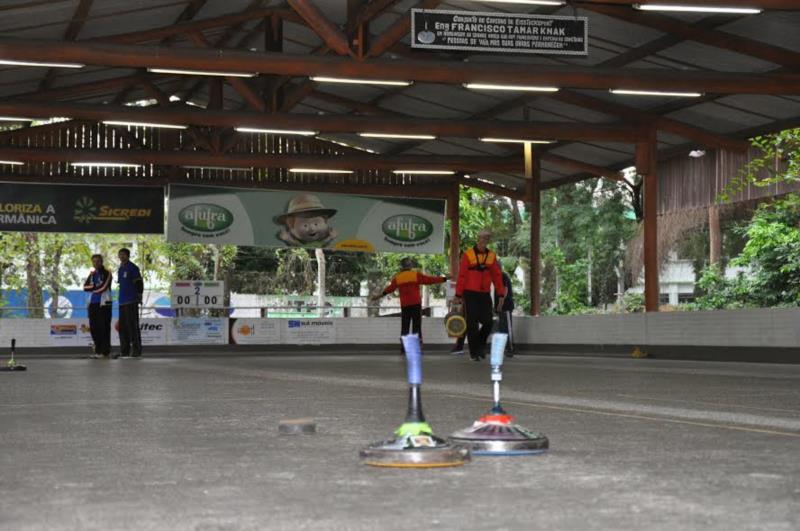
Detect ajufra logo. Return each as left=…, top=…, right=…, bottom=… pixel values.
left=74, top=196, right=97, bottom=224
left=178, top=203, right=233, bottom=234
left=382, top=215, right=433, bottom=243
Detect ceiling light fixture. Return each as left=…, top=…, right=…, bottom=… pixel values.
left=359, top=133, right=436, bottom=140
left=392, top=170, right=455, bottom=175
left=310, top=76, right=412, bottom=87
left=289, top=168, right=353, bottom=174
left=148, top=68, right=256, bottom=78
left=634, top=4, right=762, bottom=14
left=235, top=127, right=317, bottom=136
left=183, top=166, right=253, bottom=171
left=480, top=138, right=555, bottom=144
left=70, top=162, right=143, bottom=168
left=103, top=121, right=187, bottom=130
left=610, top=89, right=703, bottom=97
left=0, top=59, right=84, bottom=68
left=461, top=0, right=565, bottom=5
left=0, top=160, right=24, bottom=166
left=0, top=116, right=33, bottom=122
left=464, top=83, right=559, bottom=92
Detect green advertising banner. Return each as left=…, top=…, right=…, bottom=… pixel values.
left=167, top=185, right=446, bottom=254
left=0, top=182, right=164, bottom=234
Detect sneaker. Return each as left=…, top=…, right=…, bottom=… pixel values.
left=119, top=355, right=132, bottom=359
left=88, top=354, right=103, bottom=360
left=450, top=347, right=464, bottom=356
left=506, top=350, right=515, bottom=358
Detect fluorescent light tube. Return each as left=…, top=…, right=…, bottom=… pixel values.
left=464, top=83, right=559, bottom=92
left=310, top=76, right=412, bottom=87
left=103, top=121, right=187, bottom=130
left=359, top=133, right=436, bottom=140
left=610, top=89, right=703, bottom=97
left=634, top=4, right=761, bottom=14
left=148, top=68, right=256, bottom=78
left=0, top=59, right=84, bottom=68
left=235, top=127, right=317, bottom=136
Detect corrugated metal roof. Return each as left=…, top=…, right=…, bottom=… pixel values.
left=0, top=0, right=798, bottom=192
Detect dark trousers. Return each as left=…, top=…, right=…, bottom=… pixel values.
left=498, top=310, right=514, bottom=351
left=118, top=302, right=142, bottom=356
left=88, top=303, right=112, bottom=355
left=400, top=304, right=422, bottom=352
left=464, top=291, right=493, bottom=356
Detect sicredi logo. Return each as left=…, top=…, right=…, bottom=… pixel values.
left=382, top=215, right=433, bottom=243
left=178, top=203, right=233, bottom=235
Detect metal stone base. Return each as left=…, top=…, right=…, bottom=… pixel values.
left=449, top=418, right=549, bottom=456
left=0, top=365, right=26, bottom=372
left=360, top=434, right=470, bottom=468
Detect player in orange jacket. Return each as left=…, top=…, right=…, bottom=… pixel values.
left=374, top=257, right=448, bottom=350
left=453, top=229, right=506, bottom=361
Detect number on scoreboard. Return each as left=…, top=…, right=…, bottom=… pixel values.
left=171, top=281, right=224, bottom=309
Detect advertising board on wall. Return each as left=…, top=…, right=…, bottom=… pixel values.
left=0, top=183, right=164, bottom=233
left=229, top=318, right=281, bottom=345
left=411, top=9, right=588, bottom=56
left=166, top=185, right=445, bottom=254
left=48, top=318, right=169, bottom=347
left=170, top=317, right=227, bottom=345
left=284, top=319, right=336, bottom=345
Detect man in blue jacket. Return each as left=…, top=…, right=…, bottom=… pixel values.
left=117, top=248, right=144, bottom=359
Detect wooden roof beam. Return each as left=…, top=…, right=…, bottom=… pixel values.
left=367, top=0, right=441, bottom=58
left=287, top=0, right=353, bottom=57
left=577, top=3, right=800, bottom=69
left=549, top=90, right=750, bottom=150
left=2, top=39, right=798, bottom=94
left=38, top=0, right=95, bottom=92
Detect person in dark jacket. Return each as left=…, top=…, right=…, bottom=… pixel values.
left=83, top=254, right=113, bottom=359
left=495, top=270, right=515, bottom=357
left=117, top=248, right=144, bottom=359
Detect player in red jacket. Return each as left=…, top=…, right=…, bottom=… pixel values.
left=453, top=229, right=506, bottom=361
left=374, top=257, right=448, bottom=351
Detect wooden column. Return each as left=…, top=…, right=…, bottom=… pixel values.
left=709, top=204, right=721, bottom=265
left=448, top=181, right=460, bottom=278
left=637, top=130, right=659, bottom=312
left=525, top=142, right=541, bottom=316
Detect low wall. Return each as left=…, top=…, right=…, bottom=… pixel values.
left=1, top=308, right=797, bottom=362
left=516, top=308, right=800, bottom=348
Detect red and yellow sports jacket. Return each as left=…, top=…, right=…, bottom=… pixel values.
left=382, top=270, right=447, bottom=307
left=455, top=246, right=505, bottom=297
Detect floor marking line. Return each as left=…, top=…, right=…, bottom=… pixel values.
left=442, top=394, right=800, bottom=438
left=614, top=393, right=800, bottom=415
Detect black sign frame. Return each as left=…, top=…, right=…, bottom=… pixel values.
left=411, top=9, right=588, bottom=56
left=0, top=182, right=165, bottom=234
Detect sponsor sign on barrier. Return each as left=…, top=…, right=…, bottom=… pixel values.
left=229, top=318, right=280, bottom=345
left=284, top=319, right=336, bottom=345
left=48, top=318, right=169, bottom=346
left=170, top=317, right=227, bottom=344
left=167, top=184, right=445, bottom=254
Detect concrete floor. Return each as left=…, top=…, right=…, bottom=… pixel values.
left=1, top=353, right=799, bottom=530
